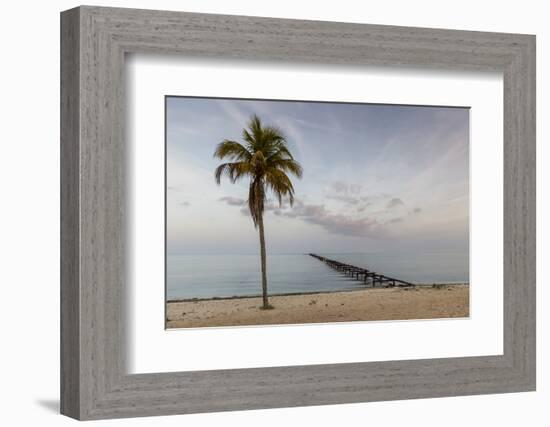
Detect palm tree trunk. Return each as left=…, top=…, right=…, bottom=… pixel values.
left=258, top=213, right=269, bottom=308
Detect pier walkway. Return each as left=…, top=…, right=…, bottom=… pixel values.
left=309, top=254, right=415, bottom=288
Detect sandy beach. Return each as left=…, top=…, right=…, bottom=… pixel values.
left=166, top=284, right=469, bottom=328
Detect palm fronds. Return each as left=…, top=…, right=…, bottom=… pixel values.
left=214, top=114, right=302, bottom=225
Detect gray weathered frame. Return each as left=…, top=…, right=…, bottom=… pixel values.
left=60, top=5, right=536, bottom=420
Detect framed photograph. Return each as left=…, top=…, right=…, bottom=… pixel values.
left=61, top=6, right=535, bottom=420
left=164, top=96, right=470, bottom=329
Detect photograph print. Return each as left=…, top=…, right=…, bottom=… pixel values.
left=166, top=96, right=469, bottom=329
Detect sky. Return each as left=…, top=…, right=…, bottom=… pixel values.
left=166, top=97, right=469, bottom=256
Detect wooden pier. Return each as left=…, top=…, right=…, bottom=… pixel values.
left=309, top=254, right=415, bottom=288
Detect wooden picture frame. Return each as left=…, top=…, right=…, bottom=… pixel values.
left=60, top=5, right=536, bottom=420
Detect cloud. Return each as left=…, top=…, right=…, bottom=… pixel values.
left=276, top=198, right=386, bottom=238
left=326, top=194, right=361, bottom=205
left=386, top=197, right=404, bottom=209
left=265, top=198, right=290, bottom=211
left=356, top=203, right=371, bottom=213
left=238, top=199, right=289, bottom=217
left=361, top=194, right=390, bottom=202
left=330, top=181, right=362, bottom=195
left=307, top=214, right=385, bottom=238
left=280, top=199, right=325, bottom=219
left=220, top=188, right=405, bottom=238
left=325, top=181, right=367, bottom=206
left=215, top=99, right=249, bottom=126
left=325, top=181, right=392, bottom=209
left=219, top=196, right=246, bottom=206
left=228, top=196, right=386, bottom=238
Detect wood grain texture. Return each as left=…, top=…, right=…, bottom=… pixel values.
left=60, top=5, right=536, bottom=420
left=60, top=7, right=80, bottom=419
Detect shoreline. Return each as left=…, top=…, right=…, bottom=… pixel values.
left=167, top=284, right=469, bottom=329
left=167, top=282, right=469, bottom=303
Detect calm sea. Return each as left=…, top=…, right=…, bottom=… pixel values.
left=167, top=252, right=468, bottom=300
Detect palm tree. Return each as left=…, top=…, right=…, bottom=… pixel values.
left=214, top=114, right=303, bottom=309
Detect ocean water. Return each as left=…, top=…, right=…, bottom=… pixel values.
left=167, top=252, right=468, bottom=300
